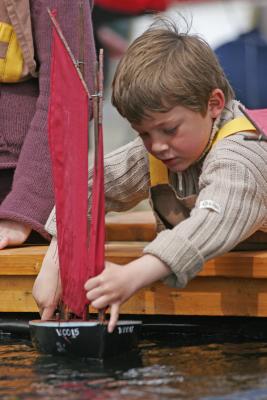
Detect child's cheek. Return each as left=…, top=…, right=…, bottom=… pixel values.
left=141, top=137, right=151, bottom=153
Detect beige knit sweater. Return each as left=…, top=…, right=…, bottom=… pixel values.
left=46, top=100, right=267, bottom=288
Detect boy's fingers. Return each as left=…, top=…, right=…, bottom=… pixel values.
left=108, top=303, right=120, bottom=333
left=86, top=286, right=105, bottom=302
left=84, top=276, right=101, bottom=291
left=91, top=295, right=111, bottom=310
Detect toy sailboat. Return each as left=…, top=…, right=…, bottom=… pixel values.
left=29, top=9, right=141, bottom=358
left=30, top=319, right=141, bottom=358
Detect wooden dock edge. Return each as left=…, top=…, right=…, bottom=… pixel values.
left=1, top=243, right=267, bottom=317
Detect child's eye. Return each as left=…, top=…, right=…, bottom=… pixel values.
left=163, top=126, right=177, bottom=135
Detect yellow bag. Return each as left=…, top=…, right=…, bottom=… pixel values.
left=0, top=0, right=37, bottom=83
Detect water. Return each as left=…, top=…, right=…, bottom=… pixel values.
left=2, top=334, right=267, bottom=400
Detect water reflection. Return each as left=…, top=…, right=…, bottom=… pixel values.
left=1, top=338, right=267, bottom=399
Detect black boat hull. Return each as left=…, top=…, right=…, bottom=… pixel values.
left=29, top=320, right=142, bottom=358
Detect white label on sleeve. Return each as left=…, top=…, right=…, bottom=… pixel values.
left=199, top=200, right=221, bottom=213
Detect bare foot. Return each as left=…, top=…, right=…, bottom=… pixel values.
left=0, top=220, right=31, bottom=249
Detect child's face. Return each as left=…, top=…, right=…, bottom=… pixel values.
left=132, top=99, right=221, bottom=172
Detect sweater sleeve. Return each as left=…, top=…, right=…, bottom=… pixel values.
left=46, top=137, right=150, bottom=236
left=0, top=0, right=95, bottom=239
left=144, top=138, right=267, bottom=288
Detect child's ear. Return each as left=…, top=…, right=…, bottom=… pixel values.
left=208, top=89, right=225, bottom=118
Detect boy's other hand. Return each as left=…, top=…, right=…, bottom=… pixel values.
left=0, top=220, right=31, bottom=249
left=32, top=237, right=61, bottom=320
left=85, top=255, right=171, bottom=333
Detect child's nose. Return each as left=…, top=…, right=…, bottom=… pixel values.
left=151, top=139, right=169, bottom=154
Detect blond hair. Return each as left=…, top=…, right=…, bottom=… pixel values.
left=112, top=18, right=234, bottom=123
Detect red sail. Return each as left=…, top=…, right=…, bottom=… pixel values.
left=48, top=13, right=90, bottom=316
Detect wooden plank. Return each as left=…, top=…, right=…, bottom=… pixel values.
left=106, top=211, right=267, bottom=246
left=120, top=277, right=267, bottom=317
left=2, top=274, right=267, bottom=316
left=2, top=244, right=267, bottom=279
left=106, top=211, right=156, bottom=242
left=1, top=241, right=267, bottom=316
left=0, top=246, right=46, bottom=275
left=106, top=244, right=267, bottom=279
left=0, top=276, right=37, bottom=312
left=199, top=251, right=267, bottom=279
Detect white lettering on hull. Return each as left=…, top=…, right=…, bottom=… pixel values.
left=117, top=326, right=134, bottom=334
left=55, top=328, right=80, bottom=338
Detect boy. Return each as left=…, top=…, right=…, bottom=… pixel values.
left=33, top=19, right=267, bottom=332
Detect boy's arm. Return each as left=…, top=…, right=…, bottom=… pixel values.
left=46, top=137, right=150, bottom=235
left=144, top=139, right=267, bottom=288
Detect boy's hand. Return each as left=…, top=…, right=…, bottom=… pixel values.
left=0, top=220, right=31, bottom=249
left=32, top=237, right=61, bottom=320
left=85, top=262, right=136, bottom=333
left=85, top=255, right=171, bottom=333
